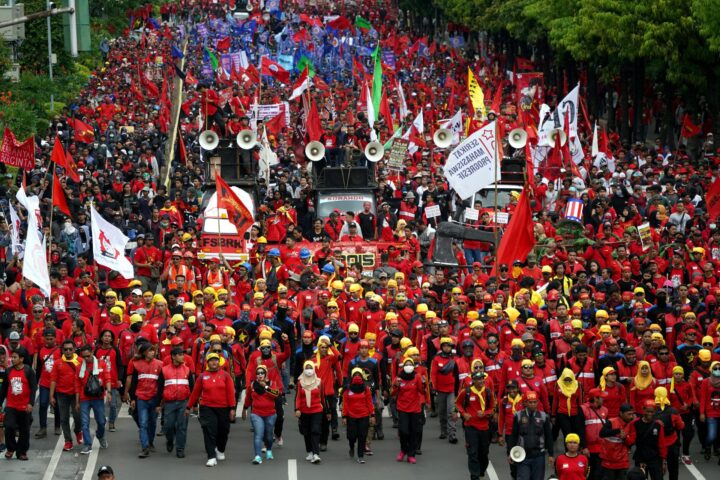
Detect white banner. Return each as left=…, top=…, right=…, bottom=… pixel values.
left=8, top=201, right=21, bottom=256
left=248, top=102, right=291, bottom=126
left=23, top=225, right=50, bottom=298
left=440, top=109, right=463, bottom=146
left=91, top=208, right=134, bottom=279
left=538, top=84, right=579, bottom=146
left=464, top=207, right=479, bottom=221
left=444, top=121, right=500, bottom=200
left=425, top=204, right=441, bottom=218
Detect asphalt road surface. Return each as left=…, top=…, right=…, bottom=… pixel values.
left=5, top=401, right=719, bottom=480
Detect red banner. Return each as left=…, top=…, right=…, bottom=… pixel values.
left=0, top=127, right=35, bottom=171
left=707, top=178, right=720, bottom=221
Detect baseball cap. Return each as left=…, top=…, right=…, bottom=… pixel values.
left=9, top=331, right=20, bottom=340
left=97, top=465, right=114, bottom=476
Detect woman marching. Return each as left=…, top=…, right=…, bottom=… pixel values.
left=242, top=364, right=280, bottom=465
left=342, top=368, right=375, bottom=464
left=185, top=352, right=236, bottom=467
left=392, top=357, right=429, bottom=464
left=295, top=360, right=326, bottom=464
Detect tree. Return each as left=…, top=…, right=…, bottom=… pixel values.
left=693, top=0, right=720, bottom=53
left=18, top=0, right=73, bottom=75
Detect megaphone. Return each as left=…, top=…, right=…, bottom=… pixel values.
left=199, top=130, right=219, bottom=151
left=305, top=141, right=325, bottom=161
left=509, top=446, right=526, bottom=463
left=508, top=128, right=528, bottom=149
left=433, top=128, right=452, bottom=149
left=549, top=128, right=568, bottom=147
left=236, top=129, right=257, bottom=150
left=364, top=141, right=384, bottom=162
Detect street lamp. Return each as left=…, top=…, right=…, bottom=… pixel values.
left=47, top=1, right=55, bottom=110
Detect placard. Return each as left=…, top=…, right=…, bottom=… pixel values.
left=637, top=222, right=652, bottom=251
left=492, top=212, right=509, bottom=224
left=388, top=138, right=408, bottom=170
left=425, top=204, right=441, bottom=219
left=464, top=208, right=479, bottom=221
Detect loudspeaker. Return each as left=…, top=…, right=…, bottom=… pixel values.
left=322, top=167, right=370, bottom=188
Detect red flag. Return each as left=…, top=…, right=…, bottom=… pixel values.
left=515, top=57, right=535, bottom=71
left=130, top=79, right=145, bottom=102
left=265, top=111, right=285, bottom=137
left=177, top=132, right=188, bottom=164
left=51, top=136, right=80, bottom=182
left=185, top=69, right=198, bottom=85
left=293, top=29, right=310, bottom=44
left=260, top=57, right=290, bottom=84
left=215, top=172, right=253, bottom=237
left=69, top=118, right=95, bottom=143
left=327, top=16, right=352, bottom=30
left=681, top=114, right=702, bottom=138
left=0, top=128, right=34, bottom=170
left=52, top=174, right=71, bottom=216
left=216, top=37, right=231, bottom=51
left=598, top=127, right=610, bottom=156
left=305, top=99, right=323, bottom=142
left=707, top=178, right=720, bottom=220
left=447, top=85, right=456, bottom=114
left=495, top=189, right=536, bottom=269
left=140, top=74, right=160, bottom=98
left=313, top=75, right=329, bottom=92
left=491, top=80, right=504, bottom=113
left=524, top=141, right=535, bottom=188
left=379, top=88, right=393, bottom=126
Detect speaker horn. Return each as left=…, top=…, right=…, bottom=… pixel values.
left=305, top=141, right=325, bottom=161
left=433, top=128, right=453, bottom=149
left=364, top=141, right=384, bottom=162
left=509, top=446, right=526, bottom=463
left=199, top=130, right=219, bottom=151
left=236, top=129, right=257, bottom=150
left=508, top=128, right=528, bottom=149
left=549, top=128, right=568, bottom=147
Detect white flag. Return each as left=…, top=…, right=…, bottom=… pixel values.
left=403, top=109, right=424, bottom=155
left=22, top=227, right=50, bottom=298
left=366, top=83, right=375, bottom=130
left=591, top=122, right=599, bottom=157
left=539, top=83, right=580, bottom=146
left=444, top=121, right=500, bottom=200
left=397, top=80, right=408, bottom=121
left=440, top=109, right=463, bottom=146
left=91, top=208, right=134, bottom=279
left=8, top=202, right=21, bottom=256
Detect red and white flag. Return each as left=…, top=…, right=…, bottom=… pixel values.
left=564, top=198, right=584, bottom=223
left=260, top=57, right=290, bottom=84
left=91, top=207, right=134, bottom=279
left=288, top=66, right=310, bottom=101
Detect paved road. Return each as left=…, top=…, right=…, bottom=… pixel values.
left=6, top=401, right=720, bottom=480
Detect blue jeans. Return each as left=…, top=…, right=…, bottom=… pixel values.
left=38, top=385, right=60, bottom=429
left=107, top=389, right=121, bottom=423
left=80, top=399, right=106, bottom=446
left=163, top=400, right=189, bottom=451
left=463, top=248, right=483, bottom=266
left=250, top=413, right=277, bottom=456
left=137, top=398, right=159, bottom=449
left=707, top=417, right=719, bottom=449
left=517, top=454, right=546, bottom=480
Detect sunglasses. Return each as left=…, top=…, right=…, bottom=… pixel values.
left=63, top=348, right=74, bottom=351
left=522, top=366, right=534, bottom=369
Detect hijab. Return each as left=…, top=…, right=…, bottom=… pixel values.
left=632, top=360, right=654, bottom=391
left=299, top=360, right=321, bottom=408
left=557, top=368, right=579, bottom=413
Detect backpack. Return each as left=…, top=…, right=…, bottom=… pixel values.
left=80, top=357, right=103, bottom=397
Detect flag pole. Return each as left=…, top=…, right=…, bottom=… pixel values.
left=493, top=120, right=499, bottom=275
left=48, top=163, right=55, bottom=257
left=214, top=167, right=223, bottom=260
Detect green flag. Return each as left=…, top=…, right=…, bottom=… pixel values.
left=204, top=46, right=218, bottom=71
left=355, top=15, right=372, bottom=30
left=297, top=55, right=316, bottom=77
left=372, top=45, right=382, bottom=118
left=383, top=127, right=402, bottom=150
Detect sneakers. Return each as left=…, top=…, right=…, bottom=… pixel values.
left=149, top=444, right=156, bottom=453
left=80, top=445, right=92, bottom=455
left=206, top=458, right=218, bottom=467
left=5, top=451, right=14, bottom=459
left=215, top=448, right=226, bottom=461
left=176, top=450, right=185, bottom=458
left=364, top=445, right=373, bottom=456
left=332, top=428, right=340, bottom=440
left=319, top=443, right=327, bottom=452
left=108, top=423, right=116, bottom=433
left=357, top=457, right=366, bottom=464
left=266, top=450, right=274, bottom=460
left=17, top=454, right=28, bottom=461
left=99, top=438, right=108, bottom=449
left=396, top=452, right=406, bottom=462
left=682, top=455, right=692, bottom=465
left=167, top=440, right=174, bottom=453
left=276, top=436, right=283, bottom=446
left=75, top=432, right=83, bottom=444
left=305, top=452, right=313, bottom=461
left=408, top=456, right=417, bottom=464
left=439, top=433, right=448, bottom=439
left=349, top=448, right=355, bottom=458
left=138, top=448, right=150, bottom=458
left=63, top=442, right=73, bottom=452
left=252, top=455, right=262, bottom=465
left=262, top=447, right=267, bottom=453
left=311, top=454, right=321, bottom=464
left=35, top=428, right=47, bottom=439
left=449, top=436, right=458, bottom=444
left=54, top=427, right=61, bottom=435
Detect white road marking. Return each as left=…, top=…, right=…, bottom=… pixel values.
left=41, top=436, right=64, bottom=480
left=81, top=438, right=100, bottom=480
left=684, top=463, right=707, bottom=480
left=486, top=460, right=500, bottom=480
left=288, top=459, right=297, bottom=480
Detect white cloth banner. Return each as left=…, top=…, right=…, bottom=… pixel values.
left=444, top=121, right=500, bottom=200
left=23, top=224, right=50, bottom=298
left=8, top=201, right=22, bottom=256
left=538, top=84, right=579, bottom=146
left=248, top=102, right=291, bottom=126
left=91, top=208, right=134, bottom=279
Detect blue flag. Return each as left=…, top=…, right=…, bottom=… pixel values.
left=171, top=45, right=184, bottom=59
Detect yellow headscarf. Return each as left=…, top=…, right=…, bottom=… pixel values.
left=471, top=358, right=484, bottom=370
left=558, top=368, right=579, bottom=413
left=599, top=366, right=616, bottom=391
left=654, top=386, right=671, bottom=410
left=632, top=361, right=654, bottom=391
left=315, top=336, right=333, bottom=367
left=670, top=366, right=684, bottom=394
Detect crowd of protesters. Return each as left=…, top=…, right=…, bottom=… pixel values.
left=0, top=1, right=719, bottom=480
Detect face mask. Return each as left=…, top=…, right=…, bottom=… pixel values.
left=511, top=350, right=521, bottom=361
left=351, top=376, right=364, bottom=385
left=304, top=368, right=314, bottom=377
left=260, top=347, right=271, bottom=356
left=713, top=370, right=720, bottom=378
left=130, top=323, right=141, bottom=332
left=403, top=365, right=415, bottom=374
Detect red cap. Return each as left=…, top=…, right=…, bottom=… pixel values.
left=413, top=261, right=424, bottom=268
left=588, top=388, right=608, bottom=400
left=472, top=262, right=482, bottom=268
left=644, top=399, right=657, bottom=409
left=622, top=292, right=633, bottom=300
left=524, top=391, right=539, bottom=402
left=263, top=311, right=273, bottom=319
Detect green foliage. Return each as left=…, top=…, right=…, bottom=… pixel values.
left=18, top=0, right=74, bottom=75
left=693, top=0, right=720, bottom=52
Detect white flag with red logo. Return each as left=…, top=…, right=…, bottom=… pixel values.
left=91, top=207, right=134, bottom=279
left=288, top=66, right=310, bottom=101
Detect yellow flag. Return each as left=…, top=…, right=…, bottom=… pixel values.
left=467, top=67, right=487, bottom=118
